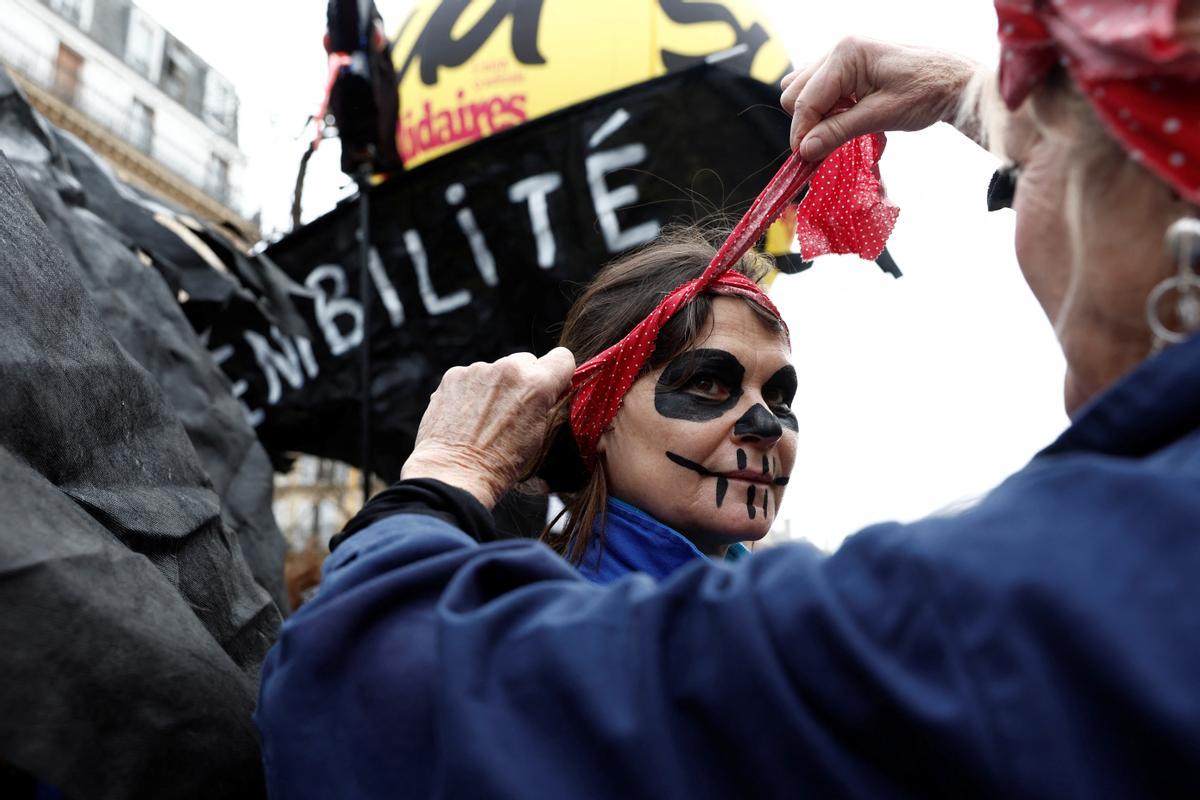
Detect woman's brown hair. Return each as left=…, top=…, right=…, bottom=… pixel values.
left=532, top=226, right=785, bottom=563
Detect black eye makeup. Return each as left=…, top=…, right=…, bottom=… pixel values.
left=761, top=365, right=798, bottom=431
left=656, top=350, right=798, bottom=433
left=655, top=349, right=745, bottom=422
left=987, top=164, right=1020, bottom=212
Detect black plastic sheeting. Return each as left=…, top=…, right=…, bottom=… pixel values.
left=0, top=72, right=290, bottom=609
left=0, top=73, right=280, bottom=797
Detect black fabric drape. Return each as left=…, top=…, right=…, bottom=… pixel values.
left=0, top=148, right=277, bottom=798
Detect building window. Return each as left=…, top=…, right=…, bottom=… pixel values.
left=125, top=10, right=164, bottom=81
left=49, top=0, right=92, bottom=30
left=207, top=153, right=230, bottom=204
left=52, top=43, right=83, bottom=104
left=202, top=71, right=238, bottom=139
left=128, top=99, right=154, bottom=153
left=162, top=48, right=195, bottom=107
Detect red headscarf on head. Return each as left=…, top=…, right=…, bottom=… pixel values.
left=568, top=131, right=899, bottom=466
left=996, top=0, right=1200, bottom=204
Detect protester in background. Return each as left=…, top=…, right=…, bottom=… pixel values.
left=258, top=2, right=1200, bottom=796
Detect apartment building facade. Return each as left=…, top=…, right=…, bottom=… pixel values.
left=0, top=0, right=254, bottom=236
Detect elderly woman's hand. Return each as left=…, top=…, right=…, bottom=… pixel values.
left=400, top=348, right=576, bottom=508
left=782, top=37, right=982, bottom=161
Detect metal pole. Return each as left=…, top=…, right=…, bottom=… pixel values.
left=357, top=170, right=372, bottom=507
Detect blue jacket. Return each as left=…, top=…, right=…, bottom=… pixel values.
left=257, top=333, right=1200, bottom=799
left=575, top=497, right=750, bottom=585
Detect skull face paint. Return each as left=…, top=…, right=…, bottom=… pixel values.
left=762, top=366, right=799, bottom=431
left=654, top=349, right=744, bottom=421
left=667, top=446, right=787, bottom=524
left=601, top=298, right=797, bottom=556
left=734, top=404, right=783, bottom=441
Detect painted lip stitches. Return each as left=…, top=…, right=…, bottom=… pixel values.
left=666, top=451, right=789, bottom=487
left=720, top=469, right=774, bottom=486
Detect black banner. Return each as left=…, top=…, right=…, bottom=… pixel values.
left=216, top=63, right=797, bottom=479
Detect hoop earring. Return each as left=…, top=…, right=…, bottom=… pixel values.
left=1147, top=217, right=1200, bottom=351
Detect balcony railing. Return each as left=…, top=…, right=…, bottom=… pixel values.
left=0, top=24, right=249, bottom=218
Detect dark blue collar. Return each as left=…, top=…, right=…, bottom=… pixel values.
left=1041, top=331, right=1200, bottom=458
left=574, top=498, right=750, bottom=585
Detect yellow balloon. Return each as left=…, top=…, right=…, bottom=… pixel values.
left=391, top=0, right=791, bottom=168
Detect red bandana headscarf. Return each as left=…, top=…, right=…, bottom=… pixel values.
left=568, top=133, right=899, bottom=465
left=996, top=0, right=1200, bottom=204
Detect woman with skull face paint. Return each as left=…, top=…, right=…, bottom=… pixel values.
left=535, top=228, right=798, bottom=583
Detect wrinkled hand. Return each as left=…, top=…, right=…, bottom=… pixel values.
left=781, top=37, right=981, bottom=161
left=401, top=348, right=576, bottom=509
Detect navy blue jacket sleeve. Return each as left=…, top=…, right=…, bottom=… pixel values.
left=256, top=450, right=1200, bottom=798
left=256, top=512, right=997, bottom=799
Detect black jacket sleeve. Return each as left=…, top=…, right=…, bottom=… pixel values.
left=329, top=478, right=497, bottom=551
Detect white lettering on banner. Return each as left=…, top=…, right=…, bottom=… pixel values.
left=367, top=246, right=406, bottom=327
left=403, top=229, right=472, bottom=315
left=588, top=108, right=631, bottom=148
left=211, top=342, right=265, bottom=427
left=233, top=382, right=265, bottom=427
left=244, top=326, right=308, bottom=405
left=446, top=183, right=499, bottom=287
left=295, top=336, right=319, bottom=379
left=585, top=108, right=661, bottom=253
left=306, top=265, right=364, bottom=356
left=508, top=173, right=563, bottom=269
left=210, top=344, right=234, bottom=366
left=222, top=110, right=678, bottom=416
left=214, top=330, right=316, bottom=423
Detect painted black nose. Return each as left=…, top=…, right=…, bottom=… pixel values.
left=733, top=403, right=782, bottom=441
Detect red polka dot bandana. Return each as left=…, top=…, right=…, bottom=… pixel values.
left=996, top=0, right=1200, bottom=204
left=569, top=134, right=899, bottom=465
left=795, top=132, right=898, bottom=259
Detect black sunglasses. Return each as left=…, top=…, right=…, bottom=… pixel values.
left=987, top=164, right=1020, bottom=212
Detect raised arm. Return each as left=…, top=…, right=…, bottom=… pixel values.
left=257, top=500, right=996, bottom=798
left=782, top=37, right=987, bottom=160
